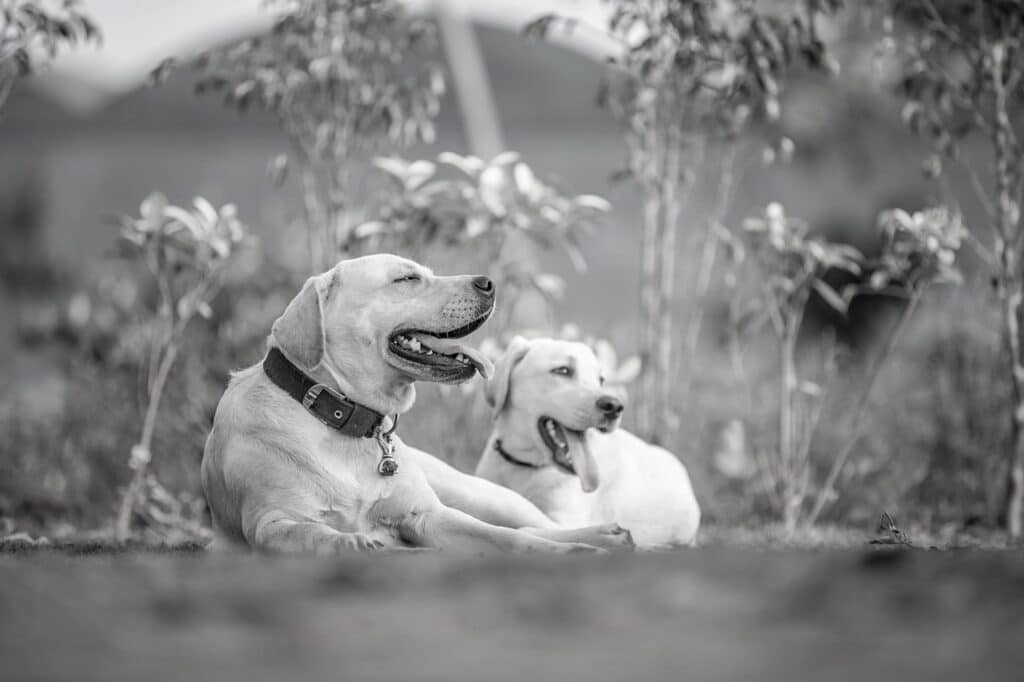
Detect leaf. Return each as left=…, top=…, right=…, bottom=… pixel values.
left=798, top=381, right=822, bottom=397
left=574, top=194, right=611, bottom=212
left=353, top=221, right=388, bottom=239
left=490, top=151, right=521, bottom=166
left=193, top=196, right=219, bottom=228
left=613, top=356, right=642, bottom=384
left=513, top=162, right=539, bottom=200
left=373, top=156, right=413, bottom=184
left=139, top=192, right=168, bottom=223
left=478, top=166, right=508, bottom=217
left=438, top=152, right=484, bottom=176
left=812, top=279, right=848, bottom=315
left=465, top=214, right=489, bottom=238
left=163, top=206, right=203, bottom=238
left=594, top=340, right=618, bottom=374
left=405, top=160, right=436, bottom=190
left=533, top=273, right=565, bottom=299
left=267, top=153, right=289, bottom=186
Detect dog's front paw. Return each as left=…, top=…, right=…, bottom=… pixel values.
left=324, top=533, right=386, bottom=554
left=581, top=523, right=635, bottom=552
left=563, top=542, right=607, bottom=555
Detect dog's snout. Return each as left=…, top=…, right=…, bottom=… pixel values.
left=596, top=395, right=624, bottom=417
left=472, top=276, right=495, bottom=297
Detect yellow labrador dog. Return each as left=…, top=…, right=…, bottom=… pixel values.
left=202, top=254, right=632, bottom=554
left=476, top=336, right=701, bottom=548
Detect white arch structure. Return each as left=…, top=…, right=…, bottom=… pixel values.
left=28, top=0, right=616, bottom=115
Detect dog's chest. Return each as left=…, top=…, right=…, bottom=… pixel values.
left=310, top=433, right=435, bottom=529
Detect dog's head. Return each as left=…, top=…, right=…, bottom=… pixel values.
left=485, top=336, right=624, bottom=492
left=271, top=254, right=495, bottom=414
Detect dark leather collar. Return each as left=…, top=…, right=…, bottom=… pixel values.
left=493, top=439, right=576, bottom=475
left=263, top=347, right=385, bottom=439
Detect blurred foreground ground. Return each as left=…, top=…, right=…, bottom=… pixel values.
left=2, top=543, right=1022, bottom=682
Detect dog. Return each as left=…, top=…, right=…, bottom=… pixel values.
left=201, top=254, right=633, bottom=554
left=475, top=336, right=701, bottom=548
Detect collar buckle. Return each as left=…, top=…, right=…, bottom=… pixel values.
left=302, top=383, right=343, bottom=416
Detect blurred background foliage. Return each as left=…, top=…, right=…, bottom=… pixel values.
left=1, top=0, right=1022, bottom=545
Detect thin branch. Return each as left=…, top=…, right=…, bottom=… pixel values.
left=806, top=285, right=926, bottom=525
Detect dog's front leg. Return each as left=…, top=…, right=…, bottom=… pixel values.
left=402, top=445, right=557, bottom=529
left=399, top=505, right=600, bottom=554
left=250, top=513, right=386, bottom=554
left=523, top=524, right=635, bottom=551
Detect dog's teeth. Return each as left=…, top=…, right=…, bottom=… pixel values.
left=409, top=339, right=421, bottom=351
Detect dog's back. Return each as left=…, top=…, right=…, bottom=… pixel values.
left=477, top=428, right=700, bottom=548
left=596, top=429, right=700, bottom=547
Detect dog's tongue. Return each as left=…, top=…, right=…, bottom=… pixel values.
left=567, top=429, right=600, bottom=493
left=410, top=333, right=494, bottom=379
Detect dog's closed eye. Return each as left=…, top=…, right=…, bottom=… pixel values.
left=393, top=274, right=422, bottom=284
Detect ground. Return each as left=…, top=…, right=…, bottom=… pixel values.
left=2, top=541, right=1022, bottom=682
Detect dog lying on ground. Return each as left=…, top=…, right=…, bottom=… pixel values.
left=475, top=336, right=701, bottom=548
left=201, top=254, right=632, bottom=553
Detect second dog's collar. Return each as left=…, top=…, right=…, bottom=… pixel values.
left=493, top=439, right=576, bottom=475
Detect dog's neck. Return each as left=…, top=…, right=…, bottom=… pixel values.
left=270, top=341, right=416, bottom=417
left=489, top=417, right=546, bottom=467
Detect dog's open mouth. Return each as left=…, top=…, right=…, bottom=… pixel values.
left=538, top=416, right=601, bottom=492
left=387, top=314, right=494, bottom=383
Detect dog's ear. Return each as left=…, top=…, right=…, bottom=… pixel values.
left=485, top=335, right=531, bottom=418
left=271, top=268, right=339, bottom=369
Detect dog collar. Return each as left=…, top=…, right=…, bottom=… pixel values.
left=263, top=348, right=399, bottom=475
left=493, top=439, right=576, bottom=475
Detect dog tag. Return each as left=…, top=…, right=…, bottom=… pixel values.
left=376, top=431, right=398, bottom=477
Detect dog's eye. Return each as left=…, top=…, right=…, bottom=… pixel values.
left=551, top=366, right=573, bottom=377
left=599, top=376, right=606, bottom=386
left=393, top=274, right=421, bottom=283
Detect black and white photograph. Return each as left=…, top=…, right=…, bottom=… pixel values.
left=1, top=0, right=1023, bottom=680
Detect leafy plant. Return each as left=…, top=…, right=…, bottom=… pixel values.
left=113, top=193, right=251, bottom=542
left=738, top=202, right=862, bottom=530
left=0, top=0, right=99, bottom=111
left=358, top=151, right=610, bottom=331
left=186, top=0, right=444, bottom=271
left=877, top=0, right=1024, bottom=536
left=526, top=0, right=842, bottom=443
left=737, top=203, right=963, bottom=530
left=806, top=205, right=966, bottom=524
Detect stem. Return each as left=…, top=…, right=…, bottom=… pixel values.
left=806, top=288, right=925, bottom=526
left=991, top=44, right=1024, bottom=537
left=682, top=143, right=739, bottom=402
left=779, top=310, right=799, bottom=531
left=653, top=133, right=683, bottom=444
left=637, top=118, right=663, bottom=439
left=1001, top=286, right=1024, bottom=537
left=115, top=341, right=180, bottom=541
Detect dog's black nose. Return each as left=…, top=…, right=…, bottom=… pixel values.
left=596, top=395, right=624, bottom=417
left=472, top=276, right=495, bottom=297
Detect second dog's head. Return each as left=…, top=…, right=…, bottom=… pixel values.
left=485, top=336, right=624, bottom=492
left=271, top=253, right=495, bottom=415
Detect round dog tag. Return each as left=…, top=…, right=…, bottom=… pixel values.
left=378, top=455, right=399, bottom=476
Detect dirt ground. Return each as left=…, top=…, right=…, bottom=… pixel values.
left=2, top=545, right=1023, bottom=682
